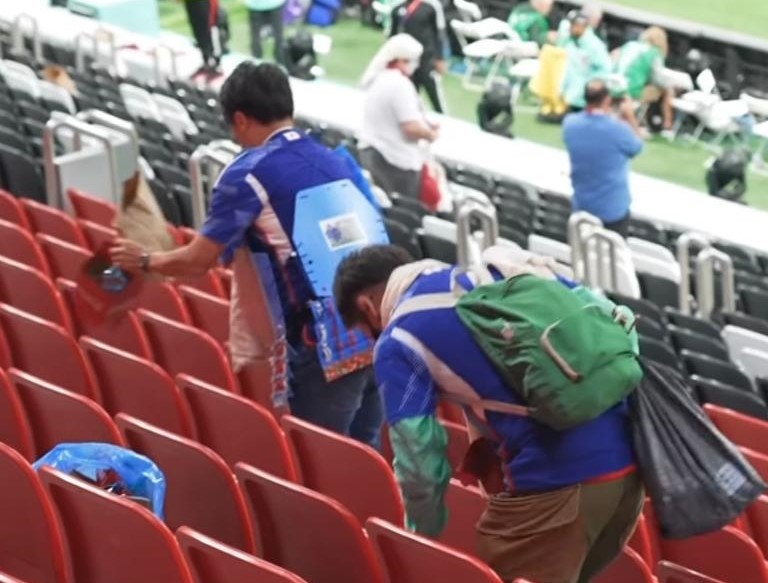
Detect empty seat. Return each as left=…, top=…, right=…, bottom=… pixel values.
left=594, top=547, right=655, bottom=583
left=693, top=376, right=768, bottom=420
left=722, top=326, right=768, bottom=364
left=282, top=415, right=404, bottom=526
left=0, top=218, right=50, bottom=276
left=741, top=448, right=768, bottom=483
left=39, top=466, right=195, bottom=583
left=0, top=146, right=46, bottom=202
left=660, top=526, right=768, bottom=583
left=81, top=338, right=194, bottom=437
left=640, top=337, right=682, bottom=371
left=77, top=219, right=118, bottom=252
left=0, top=189, right=30, bottom=228
left=682, top=351, right=754, bottom=392
left=747, top=496, right=768, bottom=561
left=721, top=312, right=768, bottom=338
left=0, top=303, right=98, bottom=399
left=179, top=374, right=296, bottom=479
left=0, top=443, right=69, bottom=583
left=609, top=293, right=665, bottom=326
left=384, top=206, right=422, bottom=232
left=656, top=561, right=726, bottom=583
left=177, top=527, right=309, bottom=583
left=418, top=232, right=457, bottom=263
left=705, top=404, right=768, bottom=455
left=0, top=256, right=72, bottom=331
left=137, top=281, right=191, bottom=323
left=440, top=481, right=485, bottom=556
left=384, top=219, right=423, bottom=260
left=741, top=287, right=768, bottom=321
left=20, top=199, right=88, bottom=248
left=57, top=280, right=151, bottom=357
left=638, top=272, right=681, bottom=309
left=0, top=368, right=34, bottom=461
left=138, top=309, right=238, bottom=392
left=666, top=309, right=723, bottom=340
left=366, top=517, right=504, bottom=583
left=174, top=271, right=226, bottom=299
left=67, top=189, right=117, bottom=227
left=178, top=286, right=229, bottom=346
left=36, top=234, right=93, bottom=282
left=669, top=326, right=730, bottom=361
left=116, top=414, right=256, bottom=553
left=636, top=316, right=668, bottom=342
left=235, top=463, right=385, bottom=583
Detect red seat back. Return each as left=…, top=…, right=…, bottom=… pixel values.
left=39, top=466, right=194, bottom=583
left=0, top=219, right=50, bottom=276
left=0, top=190, right=30, bottom=229
left=0, top=256, right=72, bottom=332
left=235, top=463, right=385, bottom=583
left=657, top=561, right=728, bottom=582
left=705, top=404, right=768, bottom=456
left=178, top=374, right=295, bottom=479
left=177, top=527, right=309, bottom=583
left=626, top=514, right=654, bottom=568
left=178, top=286, right=229, bottom=345
left=67, top=189, right=117, bottom=227
left=81, top=338, right=194, bottom=438
left=660, top=526, right=768, bottom=583
left=741, top=448, right=768, bottom=484
left=593, top=547, right=655, bottom=583
left=116, top=414, right=256, bottom=553
left=36, top=235, right=92, bottom=282
left=138, top=309, right=238, bottom=392
left=0, top=303, right=98, bottom=399
left=282, top=415, right=404, bottom=526
left=440, top=480, right=485, bottom=556
left=366, top=517, right=504, bottom=583
left=747, top=495, right=768, bottom=560
left=20, top=199, right=87, bottom=248
left=175, top=272, right=226, bottom=299
left=57, top=279, right=151, bottom=358
left=0, top=369, right=34, bottom=461
left=10, top=369, right=123, bottom=458
left=77, top=220, right=117, bottom=252
left=0, top=443, right=69, bottom=583
left=137, top=281, right=191, bottom=324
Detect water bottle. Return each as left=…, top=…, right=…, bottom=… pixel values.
left=101, top=267, right=130, bottom=293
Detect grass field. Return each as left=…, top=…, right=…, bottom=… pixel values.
left=159, top=0, right=768, bottom=211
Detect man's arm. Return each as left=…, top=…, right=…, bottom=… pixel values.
left=616, top=99, right=645, bottom=155
left=110, top=233, right=223, bottom=277
left=376, top=337, right=451, bottom=537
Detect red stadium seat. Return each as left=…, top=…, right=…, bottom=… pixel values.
left=57, top=279, right=151, bottom=358
left=642, top=498, right=662, bottom=567
left=20, top=199, right=88, bottom=248
left=366, top=517, right=504, bottom=583
left=443, top=419, right=471, bottom=473
left=705, top=404, right=768, bottom=456
left=137, top=281, right=191, bottom=324
left=138, top=309, right=238, bottom=392
left=9, top=369, right=123, bottom=458
left=0, top=443, right=69, bottom=583
left=77, top=220, right=118, bottom=252
left=178, top=286, right=229, bottom=345
left=36, top=234, right=92, bottom=282
left=0, top=571, right=36, bottom=582
left=81, top=338, right=194, bottom=438
left=741, top=447, right=768, bottom=483
left=627, top=514, right=655, bottom=568
left=282, top=415, right=404, bottom=526
left=178, top=374, right=296, bottom=479
left=440, top=480, right=485, bottom=556
left=67, top=189, right=117, bottom=227
left=657, top=561, right=728, bottom=582
left=218, top=269, right=232, bottom=297
left=175, top=272, right=226, bottom=299
left=0, top=219, right=50, bottom=276
left=0, top=368, right=34, bottom=461
left=0, top=190, right=30, bottom=229
left=235, top=463, right=385, bottom=583
left=0, top=325, right=9, bottom=369
left=660, top=526, right=768, bottom=583
left=177, top=527, right=309, bottom=583
left=39, top=466, right=194, bottom=583
left=0, top=256, right=73, bottom=332
left=594, top=547, right=655, bottom=583
left=116, top=414, right=256, bottom=553
left=747, top=495, right=768, bottom=560
left=0, top=303, right=98, bottom=399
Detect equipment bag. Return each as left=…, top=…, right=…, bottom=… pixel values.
left=630, top=360, right=766, bottom=539
left=455, top=274, right=642, bottom=429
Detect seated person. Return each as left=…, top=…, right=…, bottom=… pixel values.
left=507, top=0, right=555, bottom=47
left=614, top=26, right=674, bottom=133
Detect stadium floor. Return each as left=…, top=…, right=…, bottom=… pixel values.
left=158, top=0, right=768, bottom=211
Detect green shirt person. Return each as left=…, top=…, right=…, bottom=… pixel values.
left=507, top=0, right=553, bottom=46
left=615, top=27, right=668, bottom=100
left=559, top=11, right=611, bottom=109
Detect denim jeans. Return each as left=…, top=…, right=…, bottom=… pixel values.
left=288, top=345, right=383, bottom=448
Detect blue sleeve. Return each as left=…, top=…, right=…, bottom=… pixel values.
left=616, top=121, right=644, bottom=158
left=200, top=164, right=265, bottom=263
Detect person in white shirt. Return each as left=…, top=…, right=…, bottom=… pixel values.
left=358, top=34, right=439, bottom=200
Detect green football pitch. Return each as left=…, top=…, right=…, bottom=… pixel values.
left=159, top=0, right=768, bottom=211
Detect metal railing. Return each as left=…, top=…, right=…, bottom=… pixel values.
left=567, top=211, right=602, bottom=279
left=152, top=44, right=179, bottom=86
left=676, top=232, right=711, bottom=314
left=77, top=110, right=140, bottom=163
left=188, top=143, right=238, bottom=229
left=455, top=199, right=498, bottom=271
left=695, top=248, right=736, bottom=319
left=583, top=229, right=624, bottom=292
left=10, top=13, right=42, bottom=63
left=75, top=30, right=117, bottom=74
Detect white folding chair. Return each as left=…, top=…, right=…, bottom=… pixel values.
left=451, top=19, right=515, bottom=91
left=152, top=94, right=197, bottom=140
left=119, top=83, right=161, bottom=122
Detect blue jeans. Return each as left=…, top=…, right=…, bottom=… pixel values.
left=288, top=346, right=383, bottom=448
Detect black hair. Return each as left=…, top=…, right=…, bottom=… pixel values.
left=585, top=79, right=610, bottom=107
left=333, top=245, right=414, bottom=327
left=219, top=61, right=294, bottom=125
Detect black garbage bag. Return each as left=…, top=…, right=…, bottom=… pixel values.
left=630, top=359, right=766, bottom=539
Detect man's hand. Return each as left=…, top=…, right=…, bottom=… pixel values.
left=110, top=238, right=148, bottom=273
left=434, top=60, right=448, bottom=75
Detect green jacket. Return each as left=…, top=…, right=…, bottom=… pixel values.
left=507, top=3, right=550, bottom=47
left=615, top=40, right=664, bottom=99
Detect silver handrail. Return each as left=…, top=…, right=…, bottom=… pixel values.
left=152, top=44, right=179, bottom=85
left=567, top=211, right=602, bottom=277
left=11, top=13, right=43, bottom=63
left=583, top=229, right=624, bottom=292
left=77, top=110, right=140, bottom=163
left=695, top=248, right=736, bottom=318
left=189, top=145, right=235, bottom=229
left=455, top=199, right=498, bottom=271
left=43, top=116, right=120, bottom=209
left=75, top=29, right=117, bottom=73
left=676, top=232, right=711, bottom=314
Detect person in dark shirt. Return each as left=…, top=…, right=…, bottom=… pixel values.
left=391, top=0, right=448, bottom=113
left=181, top=0, right=221, bottom=77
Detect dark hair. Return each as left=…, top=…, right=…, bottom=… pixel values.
left=585, top=79, right=610, bottom=106
left=219, top=61, right=294, bottom=125
left=333, top=245, right=414, bottom=327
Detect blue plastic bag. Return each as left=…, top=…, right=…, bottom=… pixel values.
left=34, top=443, right=167, bottom=520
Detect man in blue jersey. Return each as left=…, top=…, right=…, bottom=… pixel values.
left=333, top=245, right=642, bottom=583
left=111, top=62, right=385, bottom=445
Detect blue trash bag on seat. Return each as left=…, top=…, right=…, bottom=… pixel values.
left=33, top=443, right=167, bottom=520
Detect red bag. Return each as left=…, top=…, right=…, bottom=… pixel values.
left=419, top=162, right=442, bottom=212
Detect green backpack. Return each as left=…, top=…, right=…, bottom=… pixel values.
left=455, top=274, right=643, bottom=430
